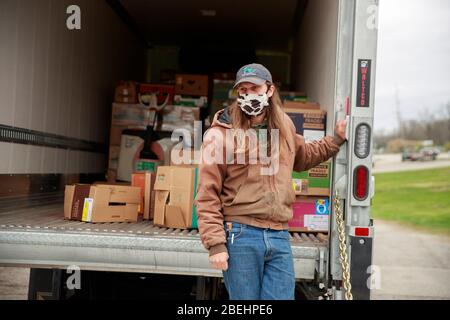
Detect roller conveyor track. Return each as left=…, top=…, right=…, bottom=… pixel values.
left=0, top=204, right=328, bottom=244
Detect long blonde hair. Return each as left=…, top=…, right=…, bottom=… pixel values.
left=229, top=82, right=291, bottom=161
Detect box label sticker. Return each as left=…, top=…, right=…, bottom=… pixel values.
left=136, top=160, right=156, bottom=171
left=308, top=164, right=329, bottom=178
left=315, top=199, right=329, bottom=215
left=303, top=130, right=324, bottom=142
left=82, top=198, right=94, bottom=222
left=304, top=215, right=329, bottom=230
left=292, top=179, right=308, bottom=194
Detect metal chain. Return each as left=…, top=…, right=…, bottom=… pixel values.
left=333, top=190, right=353, bottom=300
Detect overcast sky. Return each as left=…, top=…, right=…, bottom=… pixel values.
left=374, top=0, right=450, bottom=134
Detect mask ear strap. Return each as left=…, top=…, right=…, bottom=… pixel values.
left=266, top=84, right=273, bottom=106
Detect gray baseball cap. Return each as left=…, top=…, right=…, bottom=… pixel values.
left=233, top=63, right=273, bottom=88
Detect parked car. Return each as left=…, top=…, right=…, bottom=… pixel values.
left=419, top=147, right=439, bottom=161
left=402, top=147, right=438, bottom=161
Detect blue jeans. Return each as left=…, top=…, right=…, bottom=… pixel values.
left=222, top=222, right=295, bottom=300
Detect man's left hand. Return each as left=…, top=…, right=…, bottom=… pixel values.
left=335, top=119, right=347, bottom=142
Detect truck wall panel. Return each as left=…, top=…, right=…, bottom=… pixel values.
left=0, top=0, right=146, bottom=174
left=292, top=0, right=339, bottom=135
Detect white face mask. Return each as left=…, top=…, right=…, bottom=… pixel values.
left=237, top=93, right=270, bottom=116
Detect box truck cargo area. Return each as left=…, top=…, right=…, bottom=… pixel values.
left=0, top=0, right=378, bottom=300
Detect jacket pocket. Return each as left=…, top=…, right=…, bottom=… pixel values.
left=278, top=163, right=296, bottom=206
left=229, top=164, right=265, bottom=207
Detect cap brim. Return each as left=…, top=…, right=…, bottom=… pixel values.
left=233, top=77, right=266, bottom=88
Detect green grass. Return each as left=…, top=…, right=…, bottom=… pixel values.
left=372, top=167, right=450, bottom=235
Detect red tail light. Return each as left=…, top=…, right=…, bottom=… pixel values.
left=353, top=166, right=369, bottom=201
left=355, top=227, right=370, bottom=237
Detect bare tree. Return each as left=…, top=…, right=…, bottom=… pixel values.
left=394, top=87, right=404, bottom=138
left=375, top=101, right=450, bottom=150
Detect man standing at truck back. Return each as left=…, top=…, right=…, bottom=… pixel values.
left=195, top=63, right=347, bottom=300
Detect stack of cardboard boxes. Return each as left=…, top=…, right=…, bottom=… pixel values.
left=283, top=100, right=326, bottom=143
left=109, top=77, right=205, bottom=184
left=64, top=183, right=141, bottom=223
left=109, top=81, right=158, bottom=182
left=131, top=172, right=157, bottom=220
left=210, top=73, right=237, bottom=118
left=153, top=165, right=199, bottom=229
left=79, top=78, right=333, bottom=232
left=283, top=97, right=332, bottom=233
left=139, top=83, right=175, bottom=105
left=289, top=161, right=331, bottom=233
left=64, top=160, right=198, bottom=227
left=160, top=74, right=208, bottom=134
left=69, top=76, right=205, bottom=225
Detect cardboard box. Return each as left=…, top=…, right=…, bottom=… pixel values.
left=279, top=91, right=307, bottom=103
left=150, top=190, right=155, bottom=219
left=139, top=83, right=175, bottom=105
left=132, top=172, right=156, bottom=219
left=292, top=161, right=331, bottom=197
left=110, top=125, right=125, bottom=147
left=107, top=169, right=117, bottom=183
left=64, top=184, right=91, bottom=220
left=135, top=159, right=162, bottom=172
left=153, top=166, right=198, bottom=229
left=175, top=74, right=209, bottom=96
left=283, top=108, right=326, bottom=142
left=132, top=173, right=145, bottom=215
left=283, top=101, right=320, bottom=110
left=117, top=133, right=145, bottom=182
left=110, top=124, right=147, bottom=147
left=289, top=196, right=330, bottom=232
left=161, top=106, right=200, bottom=133
left=291, top=179, right=308, bottom=196
left=111, top=103, right=152, bottom=126
left=174, top=95, right=208, bottom=108
left=81, top=184, right=141, bottom=223
left=108, top=146, right=121, bottom=171
left=92, top=181, right=130, bottom=186
left=114, top=81, right=138, bottom=104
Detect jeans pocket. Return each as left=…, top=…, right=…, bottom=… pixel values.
left=224, top=222, right=245, bottom=242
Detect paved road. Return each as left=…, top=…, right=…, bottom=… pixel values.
left=373, top=153, right=450, bottom=173
left=369, top=153, right=450, bottom=299
left=371, top=220, right=450, bottom=300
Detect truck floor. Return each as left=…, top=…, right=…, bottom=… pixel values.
left=0, top=195, right=328, bottom=280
